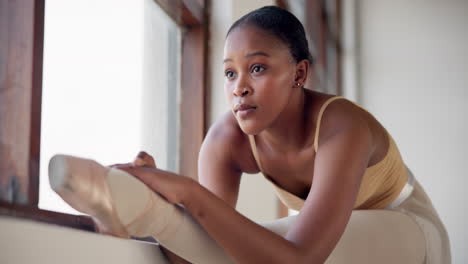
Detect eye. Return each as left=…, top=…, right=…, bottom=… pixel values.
left=225, top=70, right=235, bottom=79
left=251, top=65, right=266, bottom=74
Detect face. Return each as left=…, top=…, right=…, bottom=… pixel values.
left=223, top=26, right=297, bottom=135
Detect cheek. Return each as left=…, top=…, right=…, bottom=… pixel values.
left=260, top=72, right=292, bottom=98
left=275, top=68, right=295, bottom=88
left=224, top=83, right=233, bottom=100
left=257, top=73, right=293, bottom=113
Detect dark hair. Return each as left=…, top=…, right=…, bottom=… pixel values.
left=227, top=6, right=313, bottom=64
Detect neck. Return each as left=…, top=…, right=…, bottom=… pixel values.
left=259, top=88, right=309, bottom=152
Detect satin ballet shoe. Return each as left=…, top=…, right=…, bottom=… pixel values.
left=49, top=154, right=183, bottom=239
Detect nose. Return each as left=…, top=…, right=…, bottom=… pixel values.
left=233, top=77, right=252, bottom=97
left=233, top=88, right=249, bottom=97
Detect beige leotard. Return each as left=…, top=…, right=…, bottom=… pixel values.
left=248, top=96, right=409, bottom=210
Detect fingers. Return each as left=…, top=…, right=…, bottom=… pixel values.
left=133, top=151, right=156, bottom=168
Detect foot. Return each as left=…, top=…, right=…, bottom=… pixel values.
left=49, top=154, right=130, bottom=238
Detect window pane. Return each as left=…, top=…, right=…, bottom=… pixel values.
left=142, top=0, right=181, bottom=173
left=39, top=0, right=181, bottom=214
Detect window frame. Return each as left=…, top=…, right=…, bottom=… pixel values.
left=0, top=0, right=207, bottom=231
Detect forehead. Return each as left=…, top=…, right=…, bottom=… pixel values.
left=224, top=26, right=289, bottom=59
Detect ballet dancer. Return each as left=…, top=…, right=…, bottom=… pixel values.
left=50, top=6, right=450, bottom=264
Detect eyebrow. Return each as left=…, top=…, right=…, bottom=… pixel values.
left=223, top=51, right=270, bottom=63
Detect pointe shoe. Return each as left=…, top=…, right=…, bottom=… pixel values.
left=49, top=154, right=182, bottom=239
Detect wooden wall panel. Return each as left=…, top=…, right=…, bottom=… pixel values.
left=0, top=0, right=44, bottom=206
left=154, top=0, right=204, bottom=27
left=0, top=200, right=95, bottom=232
left=152, top=0, right=207, bottom=180
left=180, top=24, right=206, bottom=180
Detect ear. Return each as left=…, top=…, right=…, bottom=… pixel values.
left=293, top=59, right=310, bottom=88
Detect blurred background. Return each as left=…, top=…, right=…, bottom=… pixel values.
left=1, top=0, right=466, bottom=263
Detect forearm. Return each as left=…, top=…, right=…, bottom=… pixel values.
left=182, top=183, right=305, bottom=264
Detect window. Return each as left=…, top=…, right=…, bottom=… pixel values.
left=0, top=0, right=206, bottom=230
left=40, top=0, right=181, bottom=215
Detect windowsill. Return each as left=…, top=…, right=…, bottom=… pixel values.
left=0, top=216, right=169, bottom=264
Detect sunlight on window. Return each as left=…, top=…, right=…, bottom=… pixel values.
left=39, top=0, right=181, bottom=214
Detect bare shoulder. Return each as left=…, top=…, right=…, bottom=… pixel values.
left=308, top=91, right=375, bottom=148
left=308, top=90, right=385, bottom=162
left=201, top=111, right=260, bottom=174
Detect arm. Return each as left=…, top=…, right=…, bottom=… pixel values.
left=131, top=116, right=244, bottom=263
left=197, top=116, right=244, bottom=209
left=122, top=110, right=374, bottom=263
left=184, top=115, right=373, bottom=263
left=160, top=119, right=244, bottom=264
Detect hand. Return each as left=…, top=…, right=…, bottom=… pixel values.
left=111, top=151, right=197, bottom=206
left=118, top=165, right=197, bottom=206
left=132, top=151, right=157, bottom=168
left=109, top=151, right=157, bottom=169
left=93, top=152, right=160, bottom=237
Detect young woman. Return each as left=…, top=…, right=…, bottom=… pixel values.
left=50, top=6, right=450, bottom=264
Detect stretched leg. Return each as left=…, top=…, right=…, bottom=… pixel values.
left=49, top=155, right=233, bottom=264
left=49, top=155, right=426, bottom=264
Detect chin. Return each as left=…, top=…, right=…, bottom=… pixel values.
left=236, top=118, right=263, bottom=135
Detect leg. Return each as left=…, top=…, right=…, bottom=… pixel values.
left=49, top=155, right=426, bottom=264
left=326, top=210, right=426, bottom=263
left=49, top=155, right=233, bottom=264
left=259, top=211, right=426, bottom=264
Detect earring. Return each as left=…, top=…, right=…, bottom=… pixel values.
left=295, top=82, right=302, bottom=88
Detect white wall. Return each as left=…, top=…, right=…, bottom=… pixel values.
left=347, top=1, right=468, bottom=263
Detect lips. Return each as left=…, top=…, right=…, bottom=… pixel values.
left=234, top=103, right=256, bottom=113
